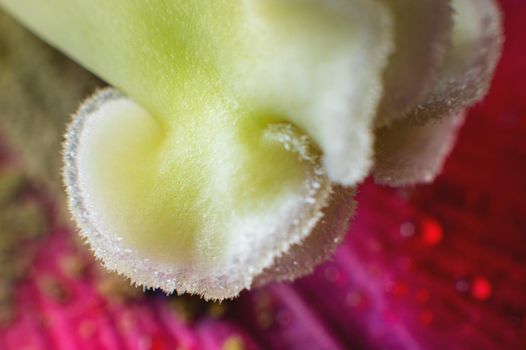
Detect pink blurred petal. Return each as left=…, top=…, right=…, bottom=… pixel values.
left=194, top=318, right=259, bottom=350
left=233, top=285, right=346, bottom=350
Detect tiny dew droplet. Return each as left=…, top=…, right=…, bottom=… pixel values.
left=421, top=218, right=443, bottom=246
left=471, top=277, right=492, bottom=301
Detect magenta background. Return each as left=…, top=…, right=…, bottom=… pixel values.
left=1, top=0, right=525, bottom=349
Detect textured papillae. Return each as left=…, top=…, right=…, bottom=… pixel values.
left=373, top=111, right=467, bottom=186
left=0, top=0, right=503, bottom=299
left=406, top=0, right=504, bottom=123
left=373, top=0, right=503, bottom=186
left=374, top=0, right=453, bottom=127
left=64, top=89, right=348, bottom=300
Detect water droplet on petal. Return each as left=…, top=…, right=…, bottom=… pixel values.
left=421, top=218, right=443, bottom=246
left=472, top=276, right=492, bottom=301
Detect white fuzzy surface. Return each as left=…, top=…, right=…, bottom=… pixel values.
left=63, top=89, right=340, bottom=300
left=407, top=0, right=503, bottom=122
